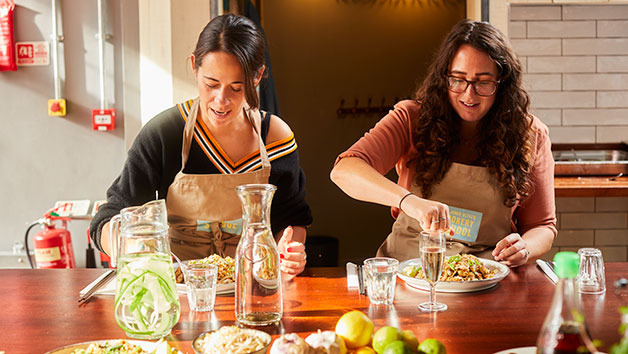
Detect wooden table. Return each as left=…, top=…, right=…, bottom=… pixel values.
left=2, top=264, right=627, bottom=354
left=555, top=175, right=628, bottom=197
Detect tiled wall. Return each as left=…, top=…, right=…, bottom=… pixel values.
left=509, top=4, right=628, bottom=261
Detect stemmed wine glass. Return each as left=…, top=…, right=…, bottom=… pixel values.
left=418, top=230, right=447, bottom=312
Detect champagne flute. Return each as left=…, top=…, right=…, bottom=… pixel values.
left=418, top=230, right=447, bottom=312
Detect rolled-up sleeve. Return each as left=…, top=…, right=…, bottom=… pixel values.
left=515, top=118, right=558, bottom=237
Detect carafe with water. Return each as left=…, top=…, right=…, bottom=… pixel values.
left=109, top=199, right=180, bottom=339
left=235, top=184, right=283, bottom=326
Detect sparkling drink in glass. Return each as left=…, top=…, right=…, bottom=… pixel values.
left=418, top=230, right=447, bottom=312
left=363, top=257, right=399, bottom=305
left=114, top=252, right=180, bottom=339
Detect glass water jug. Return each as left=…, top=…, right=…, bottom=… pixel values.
left=235, top=184, right=283, bottom=326
left=109, top=199, right=180, bottom=339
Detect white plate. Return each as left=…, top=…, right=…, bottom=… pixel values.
left=44, top=339, right=184, bottom=354
left=493, top=347, right=536, bottom=354
left=397, top=257, right=510, bottom=293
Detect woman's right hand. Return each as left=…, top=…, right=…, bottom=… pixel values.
left=399, top=193, right=451, bottom=232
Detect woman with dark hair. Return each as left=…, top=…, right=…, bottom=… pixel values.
left=91, top=14, right=312, bottom=275
left=331, top=20, right=556, bottom=267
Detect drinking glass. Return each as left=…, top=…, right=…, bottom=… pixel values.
left=185, top=263, right=218, bottom=312
left=577, top=248, right=606, bottom=294
left=418, top=230, right=447, bottom=312
left=363, top=257, right=399, bottom=305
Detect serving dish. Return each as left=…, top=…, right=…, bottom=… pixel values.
left=397, top=257, right=510, bottom=293
left=193, top=327, right=271, bottom=354
left=493, top=347, right=536, bottom=354
left=44, top=339, right=183, bottom=354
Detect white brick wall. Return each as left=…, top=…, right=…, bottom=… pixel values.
left=510, top=4, right=628, bottom=261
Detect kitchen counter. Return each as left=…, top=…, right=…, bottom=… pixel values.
left=555, top=175, right=628, bottom=197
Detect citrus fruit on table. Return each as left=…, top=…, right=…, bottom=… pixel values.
left=372, top=326, right=403, bottom=353
left=382, top=340, right=412, bottom=354
left=418, top=338, right=446, bottom=354
left=401, top=330, right=419, bottom=350
left=353, top=346, right=377, bottom=354
left=335, top=310, right=374, bottom=349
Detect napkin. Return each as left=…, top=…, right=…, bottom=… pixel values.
left=346, top=262, right=359, bottom=288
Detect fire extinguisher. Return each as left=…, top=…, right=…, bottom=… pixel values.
left=24, top=207, right=76, bottom=269
left=0, top=0, right=17, bottom=72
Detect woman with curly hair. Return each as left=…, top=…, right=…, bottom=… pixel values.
left=330, top=20, right=556, bottom=267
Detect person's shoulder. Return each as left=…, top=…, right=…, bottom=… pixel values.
left=265, top=112, right=294, bottom=144
left=142, top=101, right=189, bottom=132
left=527, top=114, right=550, bottom=139
left=393, top=99, right=421, bottom=113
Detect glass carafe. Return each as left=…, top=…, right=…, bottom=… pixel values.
left=235, top=184, right=283, bottom=326
left=109, top=199, right=180, bottom=339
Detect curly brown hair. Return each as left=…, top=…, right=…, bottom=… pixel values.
left=412, top=19, right=533, bottom=207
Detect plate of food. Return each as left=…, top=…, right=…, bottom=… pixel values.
left=397, top=253, right=510, bottom=293
left=175, top=254, right=236, bottom=295
left=193, top=326, right=271, bottom=354
left=44, top=338, right=182, bottom=354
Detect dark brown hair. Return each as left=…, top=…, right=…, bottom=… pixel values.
left=193, top=14, right=265, bottom=109
left=412, top=19, right=533, bottom=207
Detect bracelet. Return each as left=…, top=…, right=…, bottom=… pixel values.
left=398, top=192, right=414, bottom=210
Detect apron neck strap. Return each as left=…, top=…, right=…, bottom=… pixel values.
left=180, top=98, right=271, bottom=171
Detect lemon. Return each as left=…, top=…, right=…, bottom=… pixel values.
left=352, top=347, right=377, bottom=354
left=335, top=310, right=374, bottom=349
left=382, top=340, right=412, bottom=354
left=372, top=326, right=403, bottom=354
left=401, top=330, right=419, bottom=352
left=417, top=338, right=446, bottom=354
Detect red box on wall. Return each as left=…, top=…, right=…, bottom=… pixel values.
left=92, top=109, right=116, bottom=131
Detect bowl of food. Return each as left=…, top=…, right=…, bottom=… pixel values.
left=193, top=326, right=271, bottom=354
left=175, top=255, right=236, bottom=294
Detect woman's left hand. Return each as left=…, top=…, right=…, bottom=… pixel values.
left=492, top=233, right=530, bottom=267
left=277, top=226, right=307, bottom=276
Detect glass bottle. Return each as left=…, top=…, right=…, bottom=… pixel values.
left=537, top=252, right=597, bottom=354
left=235, top=184, right=283, bottom=326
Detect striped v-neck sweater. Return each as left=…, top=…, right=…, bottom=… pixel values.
left=90, top=100, right=313, bottom=253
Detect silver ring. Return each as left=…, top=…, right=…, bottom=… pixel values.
left=439, top=217, right=447, bottom=220
left=524, top=249, right=530, bottom=258
left=301, top=251, right=307, bottom=260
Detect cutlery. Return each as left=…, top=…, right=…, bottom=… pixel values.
left=78, top=269, right=116, bottom=304
left=357, top=264, right=366, bottom=295
left=536, top=259, right=557, bottom=284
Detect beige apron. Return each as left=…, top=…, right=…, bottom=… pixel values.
left=166, top=98, right=271, bottom=260
left=377, top=163, right=513, bottom=261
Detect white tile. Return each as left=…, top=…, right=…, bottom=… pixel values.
left=561, top=212, right=627, bottom=229
left=563, top=5, right=628, bottom=20
left=530, top=91, right=595, bottom=108
left=563, top=109, right=628, bottom=125
left=596, top=229, right=628, bottom=246
left=563, top=38, right=628, bottom=55
left=598, top=20, right=628, bottom=37
left=520, top=56, right=528, bottom=73
left=528, top=56, right=595, bottom=73
left=597, top=126, right=628, bottom=142
left=596, top=246, right=627, bottom=262
left=527, top=21, right=595, bottom=38
left=553, top=229, right=595, bottom=246
left=512, top=39, right=562, bottom=56
left=564, top=74, right=628, bottom=90
left=524, top=74, right=562, bottom=91
left=510, top=5, right=562, bottom=21
left=596, top=197, right=628, bottom=211
left=597, top=91, right=628, bottom=108
left=549, top=126, right=596, bottom=143
left=597, top=56, right=628, bottom=73
left=532, top=108, right=562, bottom=125
left=509, top=21, right=527, bottom=39
left=556, top=197, right=595, bottom=212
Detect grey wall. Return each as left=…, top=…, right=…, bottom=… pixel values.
left=1, top=0, right=131, bottom=267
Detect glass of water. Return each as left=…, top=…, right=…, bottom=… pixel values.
left=363, top=257, right=399, bottom=305
left=418, top=230, right=447, bottom=312
left=185, top=263, right=218, bottom=312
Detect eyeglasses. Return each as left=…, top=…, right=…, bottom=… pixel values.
left=446, top=76, right=500, bottom=97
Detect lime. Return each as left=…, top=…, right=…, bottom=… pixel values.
left=417, top=338, right=446, bottom=354
left=335, top=310, right=375, bottom=349
left=401, top=330, right=419, bottom=352
left=382, top=340, right=412, bottom=354
left=373, top=326, right=403, bottom=354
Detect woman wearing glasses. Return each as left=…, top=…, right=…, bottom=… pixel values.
left=330, top=20, right=556, bottom=267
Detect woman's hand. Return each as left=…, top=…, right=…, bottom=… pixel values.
left=277, top=226, right=307, bottom=277
left=400, top=193, right=451, bottom=232
left=493, top=233, right=530, bottom=267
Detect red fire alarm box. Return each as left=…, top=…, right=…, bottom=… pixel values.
left=92, top=108, right=116, bottom=131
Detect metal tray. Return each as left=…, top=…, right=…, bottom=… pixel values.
left=552, top=143, right=628, bottom=176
